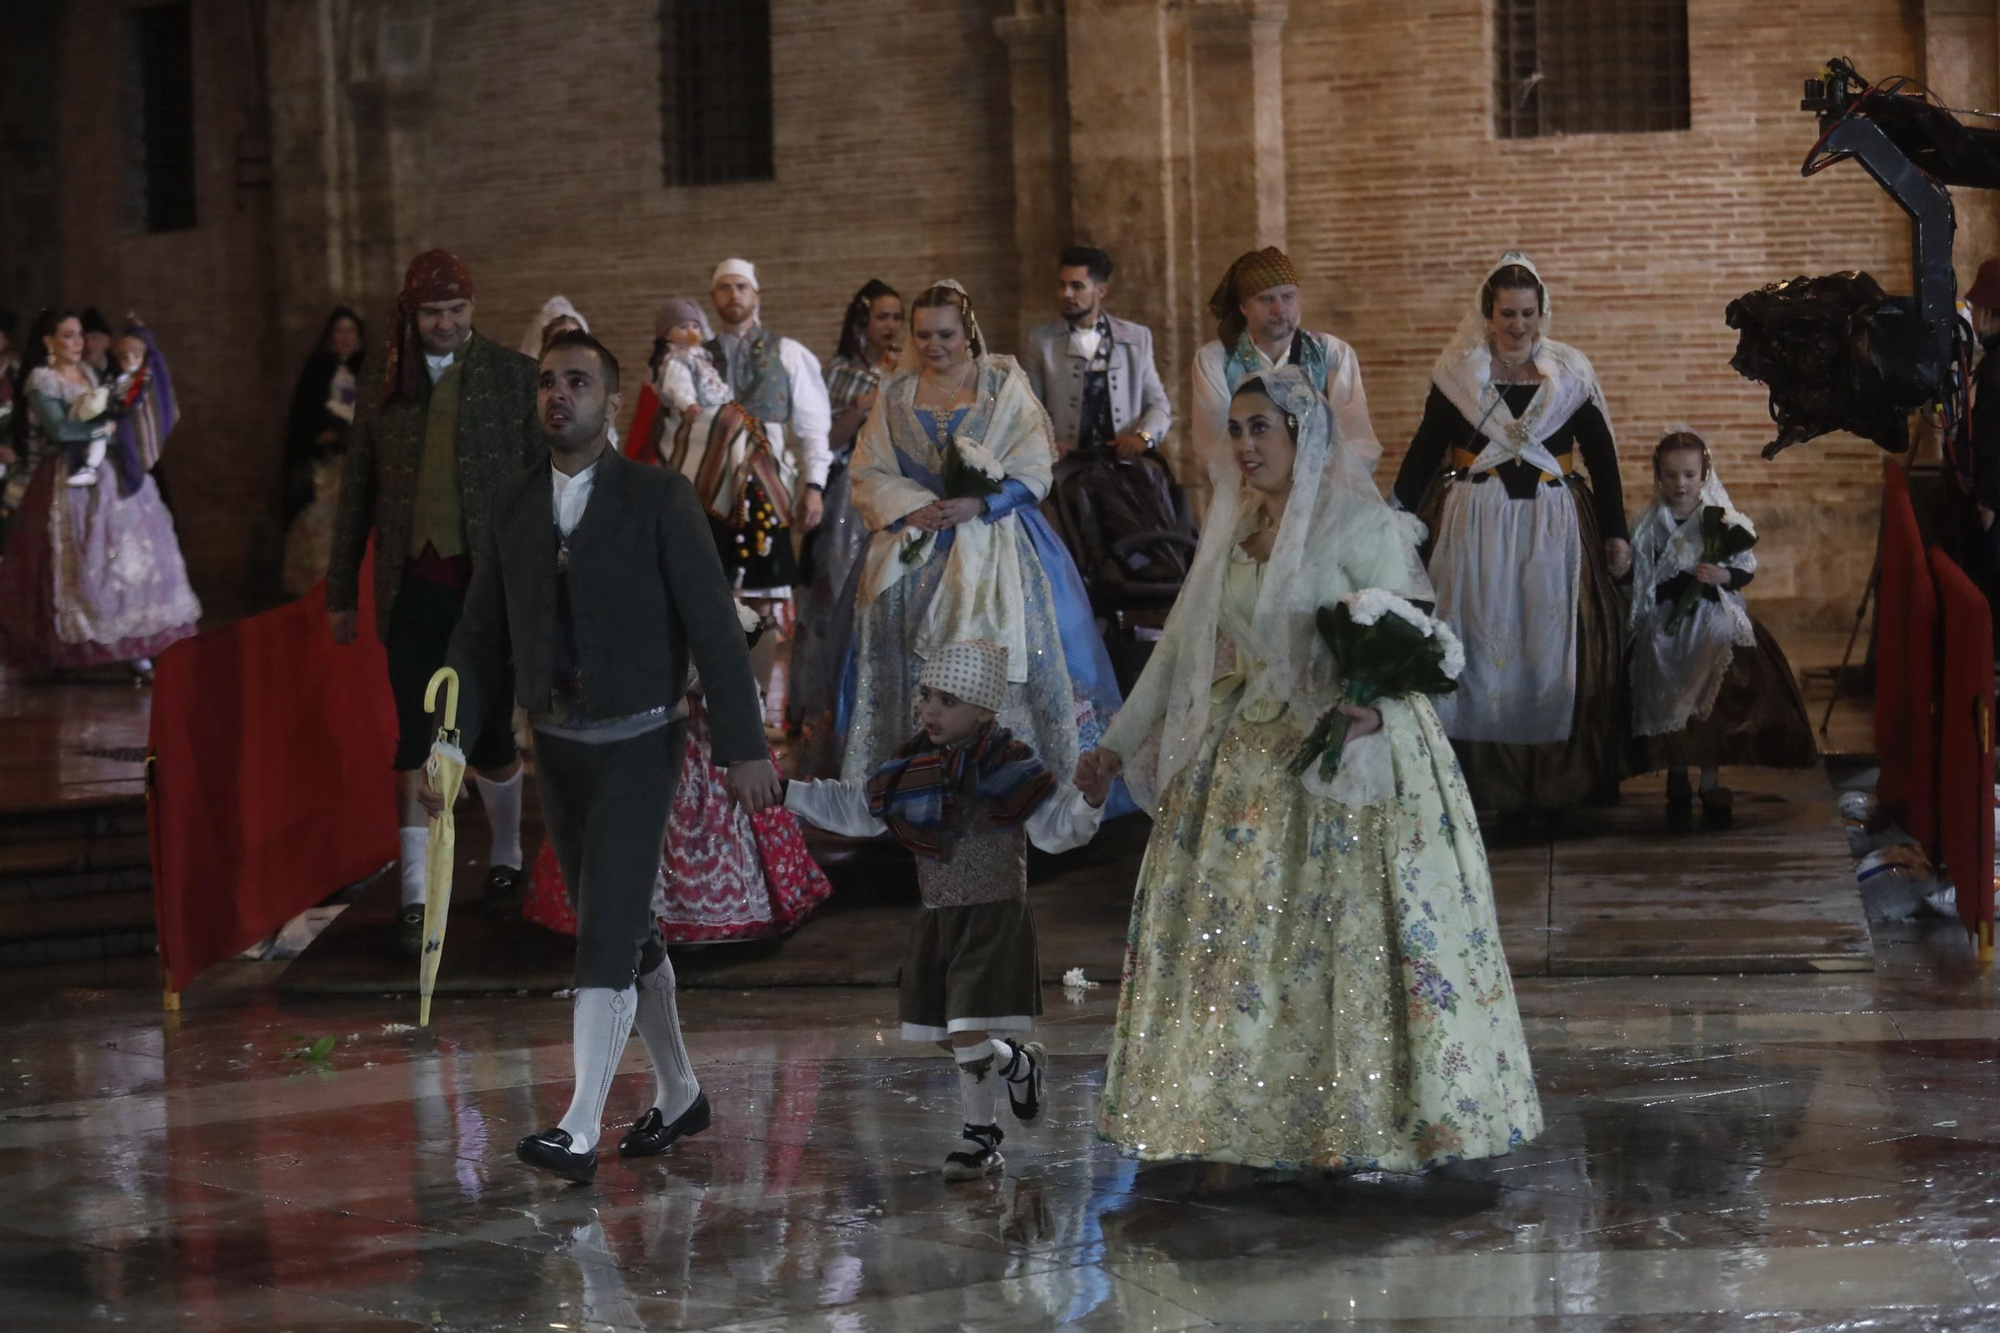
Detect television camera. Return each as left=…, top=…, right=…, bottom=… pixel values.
left=1728, top=58, right=2000, bottom=461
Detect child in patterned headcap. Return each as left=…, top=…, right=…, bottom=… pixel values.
left=784, top=639, right=1106, bottom=1181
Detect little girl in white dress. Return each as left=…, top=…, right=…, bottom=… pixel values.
left=1625, top=426, right=1817, bottom=823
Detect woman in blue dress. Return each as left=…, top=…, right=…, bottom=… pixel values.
left=837, top=280, right=1126, bottom=807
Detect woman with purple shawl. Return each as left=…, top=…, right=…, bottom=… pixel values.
left=0, top=310, right=200, bottom=679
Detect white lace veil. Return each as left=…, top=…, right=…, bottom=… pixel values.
left=1432, top=251, right=1615, bottom=463
left=521, top=295, right=587, bottom=356
left=1128, top=365, right=1390, bottom=809
left=1628, top=423, right=1753, bottom=638
left=1440, top=250, right=1553, bottom=365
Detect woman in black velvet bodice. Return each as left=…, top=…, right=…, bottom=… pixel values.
left=1392, top=256, right=1629, bottom=818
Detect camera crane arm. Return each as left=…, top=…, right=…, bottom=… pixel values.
left=1803, top=59, right=2000, bottom=341
left=1729, top=62, right=2000, bottom=461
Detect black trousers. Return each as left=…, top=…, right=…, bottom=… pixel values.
left=534, top=722, right=688, bottom=990
left=385, top=576, right=519, bottom=772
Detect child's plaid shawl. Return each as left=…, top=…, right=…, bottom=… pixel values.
left=865, top=722, right=1056, bottom=862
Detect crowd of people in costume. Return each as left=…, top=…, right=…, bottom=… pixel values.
left=0, top=307, right=199, bottom=680
left=0, top=235, right=1830, bottom=1185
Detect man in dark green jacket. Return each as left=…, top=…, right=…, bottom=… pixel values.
left=327, top=249, right=540, bottom=955
left=421, top=329, right=780, bottom=1183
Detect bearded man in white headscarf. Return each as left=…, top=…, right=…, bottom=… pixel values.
left=706, top=258, right=832, bottom=552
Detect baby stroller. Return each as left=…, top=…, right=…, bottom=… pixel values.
left=1043, top=450, right=1197, bottom=695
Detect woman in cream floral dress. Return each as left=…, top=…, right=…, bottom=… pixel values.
left=1077, top=368, right=1540, bottom=1172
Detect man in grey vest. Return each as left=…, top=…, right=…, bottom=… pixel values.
left=705, top=257, right=832, bottom=594
left=1020, top=246, right=1172, bottom=464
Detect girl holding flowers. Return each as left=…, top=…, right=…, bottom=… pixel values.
left=1075, top=368, right=1541, bottom=1173
left=837, top=280, right=1125, bottom=799
left=1625, top=427, right=1816, bottom=823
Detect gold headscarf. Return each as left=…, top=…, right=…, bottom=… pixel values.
left=1208, top=247, right=1301, bottom=345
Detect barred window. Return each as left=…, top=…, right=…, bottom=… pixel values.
left=660, top=0, right=775, bottom=187
left=1494, top=0, right=1690, bottom=139
left=128, top=2, right=198, bottom=232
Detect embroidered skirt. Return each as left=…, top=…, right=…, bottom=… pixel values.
left=1099, top=695, right=1542, bottom=1171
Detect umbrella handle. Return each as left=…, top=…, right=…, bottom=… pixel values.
left=425, top=666, right=460, bottom=733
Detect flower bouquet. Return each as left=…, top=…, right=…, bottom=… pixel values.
left=1288, top=590, right=1465, bottom=781
left=901, top=434, right=1006, bottom=565
left=68, top=385, right=111, bottom=423
left=1662, top=505, right=1757, bottom=635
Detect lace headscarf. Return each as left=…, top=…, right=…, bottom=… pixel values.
left=520, top=295, right=588, bottom=357
left=1126, top=365, right=1395, bottom=808
left=1431, top=251, right=1614, bottom=469
left=1628, top=424, right=1755, bottom=640
left=1627, top=424, right=1755, bottom=732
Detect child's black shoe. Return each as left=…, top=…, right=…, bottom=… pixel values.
left=943, top=1123, right=1005, bottom=1182
left=996, top=1039, right=1045, bottom=1124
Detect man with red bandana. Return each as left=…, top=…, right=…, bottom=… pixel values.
left=327, top=249, right=541, bottom=955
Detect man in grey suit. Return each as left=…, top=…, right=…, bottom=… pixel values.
left=1020, top=246, right=1173, bottom=463
left=420, top=329, right=781, bottom=1184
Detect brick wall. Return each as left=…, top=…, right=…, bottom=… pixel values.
left=422, top=0, right=1020, bottom=394
left=1282, top=0, right=1929, bottom=630
left=50, top=1, right=283, bottom=618
left=15, top=0, right=1972, bottom=633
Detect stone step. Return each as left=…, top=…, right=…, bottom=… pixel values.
left=0, top=888, right=154, bottom=941
left=0, top=832, right=150, bottom=880
left=0, top=796, right=149, bottom=847
left=0, top=793, right=156, bottom=962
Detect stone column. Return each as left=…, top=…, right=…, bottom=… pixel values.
left=347, top=0, right=439, bottom=301
left=1183, top=0, right=1288, bottom=290
left=268, top=0, right=363, bottom=353
left=1062, top=0, right=1183, bottom=357
left=994, top=2, right=1073, bottom=348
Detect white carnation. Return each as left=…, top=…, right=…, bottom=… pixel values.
left=1721, top=508, right=1757, bottom=538
left=954, top=437, right=1005, bottom=483
left=1061, top=967, right=1099, bottom=991
left=1343, top=588, right=1435, bottom=635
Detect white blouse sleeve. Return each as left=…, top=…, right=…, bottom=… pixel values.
left=1191, top=340, right=1231, bottom=483
left=780, top=338, right=834, bottom=489
left=1319, top=334, right=1383, bottom=478
left=659, top=357, right=699, bottom=417
left=783, top=778, right=885, bottom=838
left=1024, top=784, right=1104, bottom=854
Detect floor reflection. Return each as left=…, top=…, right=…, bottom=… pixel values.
left=5, top=920, right=2000, bottom=1329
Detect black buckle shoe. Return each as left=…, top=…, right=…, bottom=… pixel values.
left=997, top=1040, right=1045, bottom=1123
left=396, top=905, right=425, bottom=958
left=944, top=1123, right=1006, bottom=1182
left=516, top=1127, right=597, bottom=1184
left=619, top=1091, right=711, bottom=1158
left=482, top=865, right=524, bottom=917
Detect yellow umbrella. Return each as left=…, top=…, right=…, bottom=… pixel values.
left=417, top=667, right=466, bottom=1027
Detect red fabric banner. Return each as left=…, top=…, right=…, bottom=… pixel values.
left=149, top=550, right=399, bottom=992
left=1874, top=465, right=1939, bottom=852
left=1928, top=546, right=1994, bottom=939
left=624, top=382, right=662, bottom=462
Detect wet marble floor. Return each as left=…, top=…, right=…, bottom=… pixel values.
left=0, top=895, right=1996, bottom=1332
